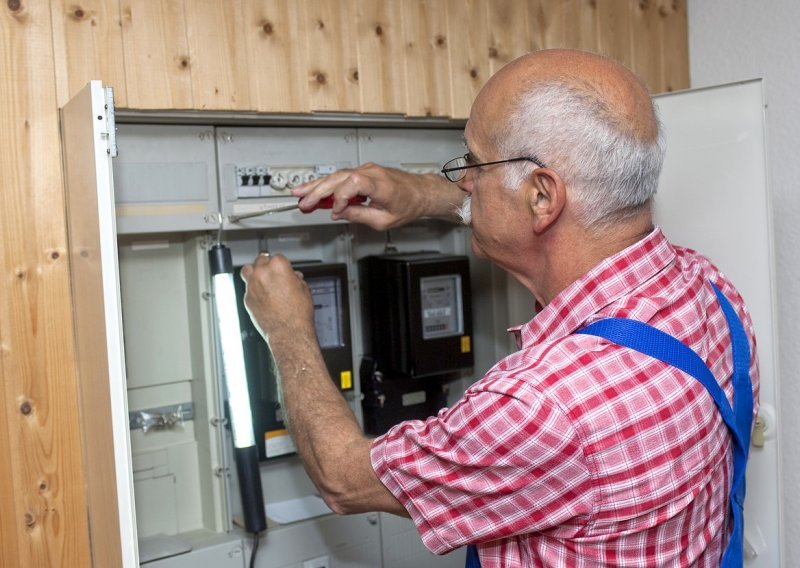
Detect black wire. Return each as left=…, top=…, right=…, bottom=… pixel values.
left=249, top=531, right=260, bottom=568
left=383, top=229, right=398, bottom=253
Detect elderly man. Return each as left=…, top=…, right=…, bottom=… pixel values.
left=241, top=49, right=757, bottom=567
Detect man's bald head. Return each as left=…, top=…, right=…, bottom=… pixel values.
left=481, top=50, right=659, bottom=142
left=471, top=49, right=665, bottom=228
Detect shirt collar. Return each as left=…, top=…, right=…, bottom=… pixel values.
left=511, top=227, right=676, bottom=348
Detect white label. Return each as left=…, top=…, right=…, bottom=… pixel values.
left=265, top=431, right=297, bottom=458
left=402, top=391, right=427, bottom=407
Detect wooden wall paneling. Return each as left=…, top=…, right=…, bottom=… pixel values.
left=486, top=0, right=530, bottom=76
left=539, top=0, right=562, bottom=49
left=50, top=0, right=127, bottom=108
left=184, top=0, right=251, bottom=110
left=0, top=1, right=92, bottom=566
left=535, top=0, right=599, bottom=52
left=353, top=0, right=406, bottom=114
left=0, top=326, right=16, bottom=568
left=556, top=0, right=599, bottom=52
left=631, top=0, right=666, bottom=94
left=536, top=0, right=576, bottom=50
left=596, top=0, right=633, bottom=68
left=658, top=0, right=689, bottom=92
left=302, top=0, right=360, bottom=112
left=120, top=0, right=193, bottom=109
left=524, top=0, right=547, bottom=52
left=401, top=0, right=451, bottom=117
left=242, top=0, right=310, bottom=113
left=446, top=0, right=490, bottom=119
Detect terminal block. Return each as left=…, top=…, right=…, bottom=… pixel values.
left=235, top=163, right=340, bottom=199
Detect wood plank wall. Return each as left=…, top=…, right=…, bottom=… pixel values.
left=1, top=2, right=93, bottom=567
left=0, top=0, right=688, bottom=566
left=54, top=0, right=688, bottom=115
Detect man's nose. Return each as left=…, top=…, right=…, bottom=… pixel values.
left=457, top=170, right=474, bottom=193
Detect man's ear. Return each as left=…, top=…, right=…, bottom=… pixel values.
left=528, top=168, right=566, bottom=233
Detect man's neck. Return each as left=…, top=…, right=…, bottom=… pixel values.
left=532, top=210, right=654, bottom=306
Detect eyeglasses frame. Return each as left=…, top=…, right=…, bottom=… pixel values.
left=440, top=154, right=547, bottom=183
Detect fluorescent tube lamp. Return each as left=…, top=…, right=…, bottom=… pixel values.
left=209, top=243, right=267, bottom=535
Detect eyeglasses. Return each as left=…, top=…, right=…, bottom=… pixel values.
left=440, top=154, right=546, bottom=183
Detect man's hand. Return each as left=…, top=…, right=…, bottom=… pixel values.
left=292, top=162, right=464, bottom=231
left=240, top=253, right=315, bottom=347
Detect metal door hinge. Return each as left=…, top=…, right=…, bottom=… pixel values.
left=103, top=87, right=118, bottom=158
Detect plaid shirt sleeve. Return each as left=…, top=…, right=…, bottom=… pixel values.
left=370, top=374, right=596, bottom=555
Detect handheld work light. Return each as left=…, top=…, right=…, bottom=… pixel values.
left=208, top=243, right=267, bottom=535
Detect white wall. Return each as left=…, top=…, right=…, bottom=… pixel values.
left=688, top=1, right=800, bottom=565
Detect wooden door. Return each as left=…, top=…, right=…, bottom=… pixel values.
left=60, top=81, right=138, bottom=567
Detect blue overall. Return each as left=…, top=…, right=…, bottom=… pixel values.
left=466, top=282, right=752, bottom=567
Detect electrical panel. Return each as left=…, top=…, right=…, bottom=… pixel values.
left=112, top=122, right=497, bottom=568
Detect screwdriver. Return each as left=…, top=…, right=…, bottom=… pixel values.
left=228, top=195, right=367, bottom=222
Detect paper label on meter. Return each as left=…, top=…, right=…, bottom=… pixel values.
left=420, top=274, right=463, bottom=339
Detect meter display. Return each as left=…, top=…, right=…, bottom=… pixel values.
left=308, top=276, right=344, bottom=348
left=420, top=274, right=463, bottom=339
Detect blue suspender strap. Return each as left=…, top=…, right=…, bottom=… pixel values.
left=575, top=282, right=752, bottom=567
left=711, top=283, right=753, bottom=568
left=465, top=544, right=481, bottom=568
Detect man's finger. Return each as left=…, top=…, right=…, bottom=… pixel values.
left=240, top=263, right=254, bottom=280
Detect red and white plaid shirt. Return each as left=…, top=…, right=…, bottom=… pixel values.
left=371, top=228, right=759, bottom=567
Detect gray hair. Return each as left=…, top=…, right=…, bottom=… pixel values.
left=498, top=80, right=666, bottom=228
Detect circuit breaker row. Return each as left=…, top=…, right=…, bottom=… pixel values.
left=235, top=164, right=339, bottom=198
left=234, top=163, right=442, bottom=199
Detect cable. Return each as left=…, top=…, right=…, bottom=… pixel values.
left=249, top=531, right=260, bottom=568
left=383, top=230, right=398, bottom=254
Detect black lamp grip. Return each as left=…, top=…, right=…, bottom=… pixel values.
left=235, top=445, right=267, bottom=534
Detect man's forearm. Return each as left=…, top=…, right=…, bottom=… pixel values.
left=269, top=332, right=359, bottom=479
left=267, top=332, right=406, bottom=516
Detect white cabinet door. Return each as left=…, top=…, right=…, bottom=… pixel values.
left=653, top=80, right=780, bottom=566
left=61, top=81, right=138, bottom=566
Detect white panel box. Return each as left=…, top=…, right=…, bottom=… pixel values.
left=142, top=532, right=245, bottom=567
left=248, top=513, right=381, bottom=568
left=113, top=124, right=220, bottom=234
left=117, top=237, right=195, bottom=389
